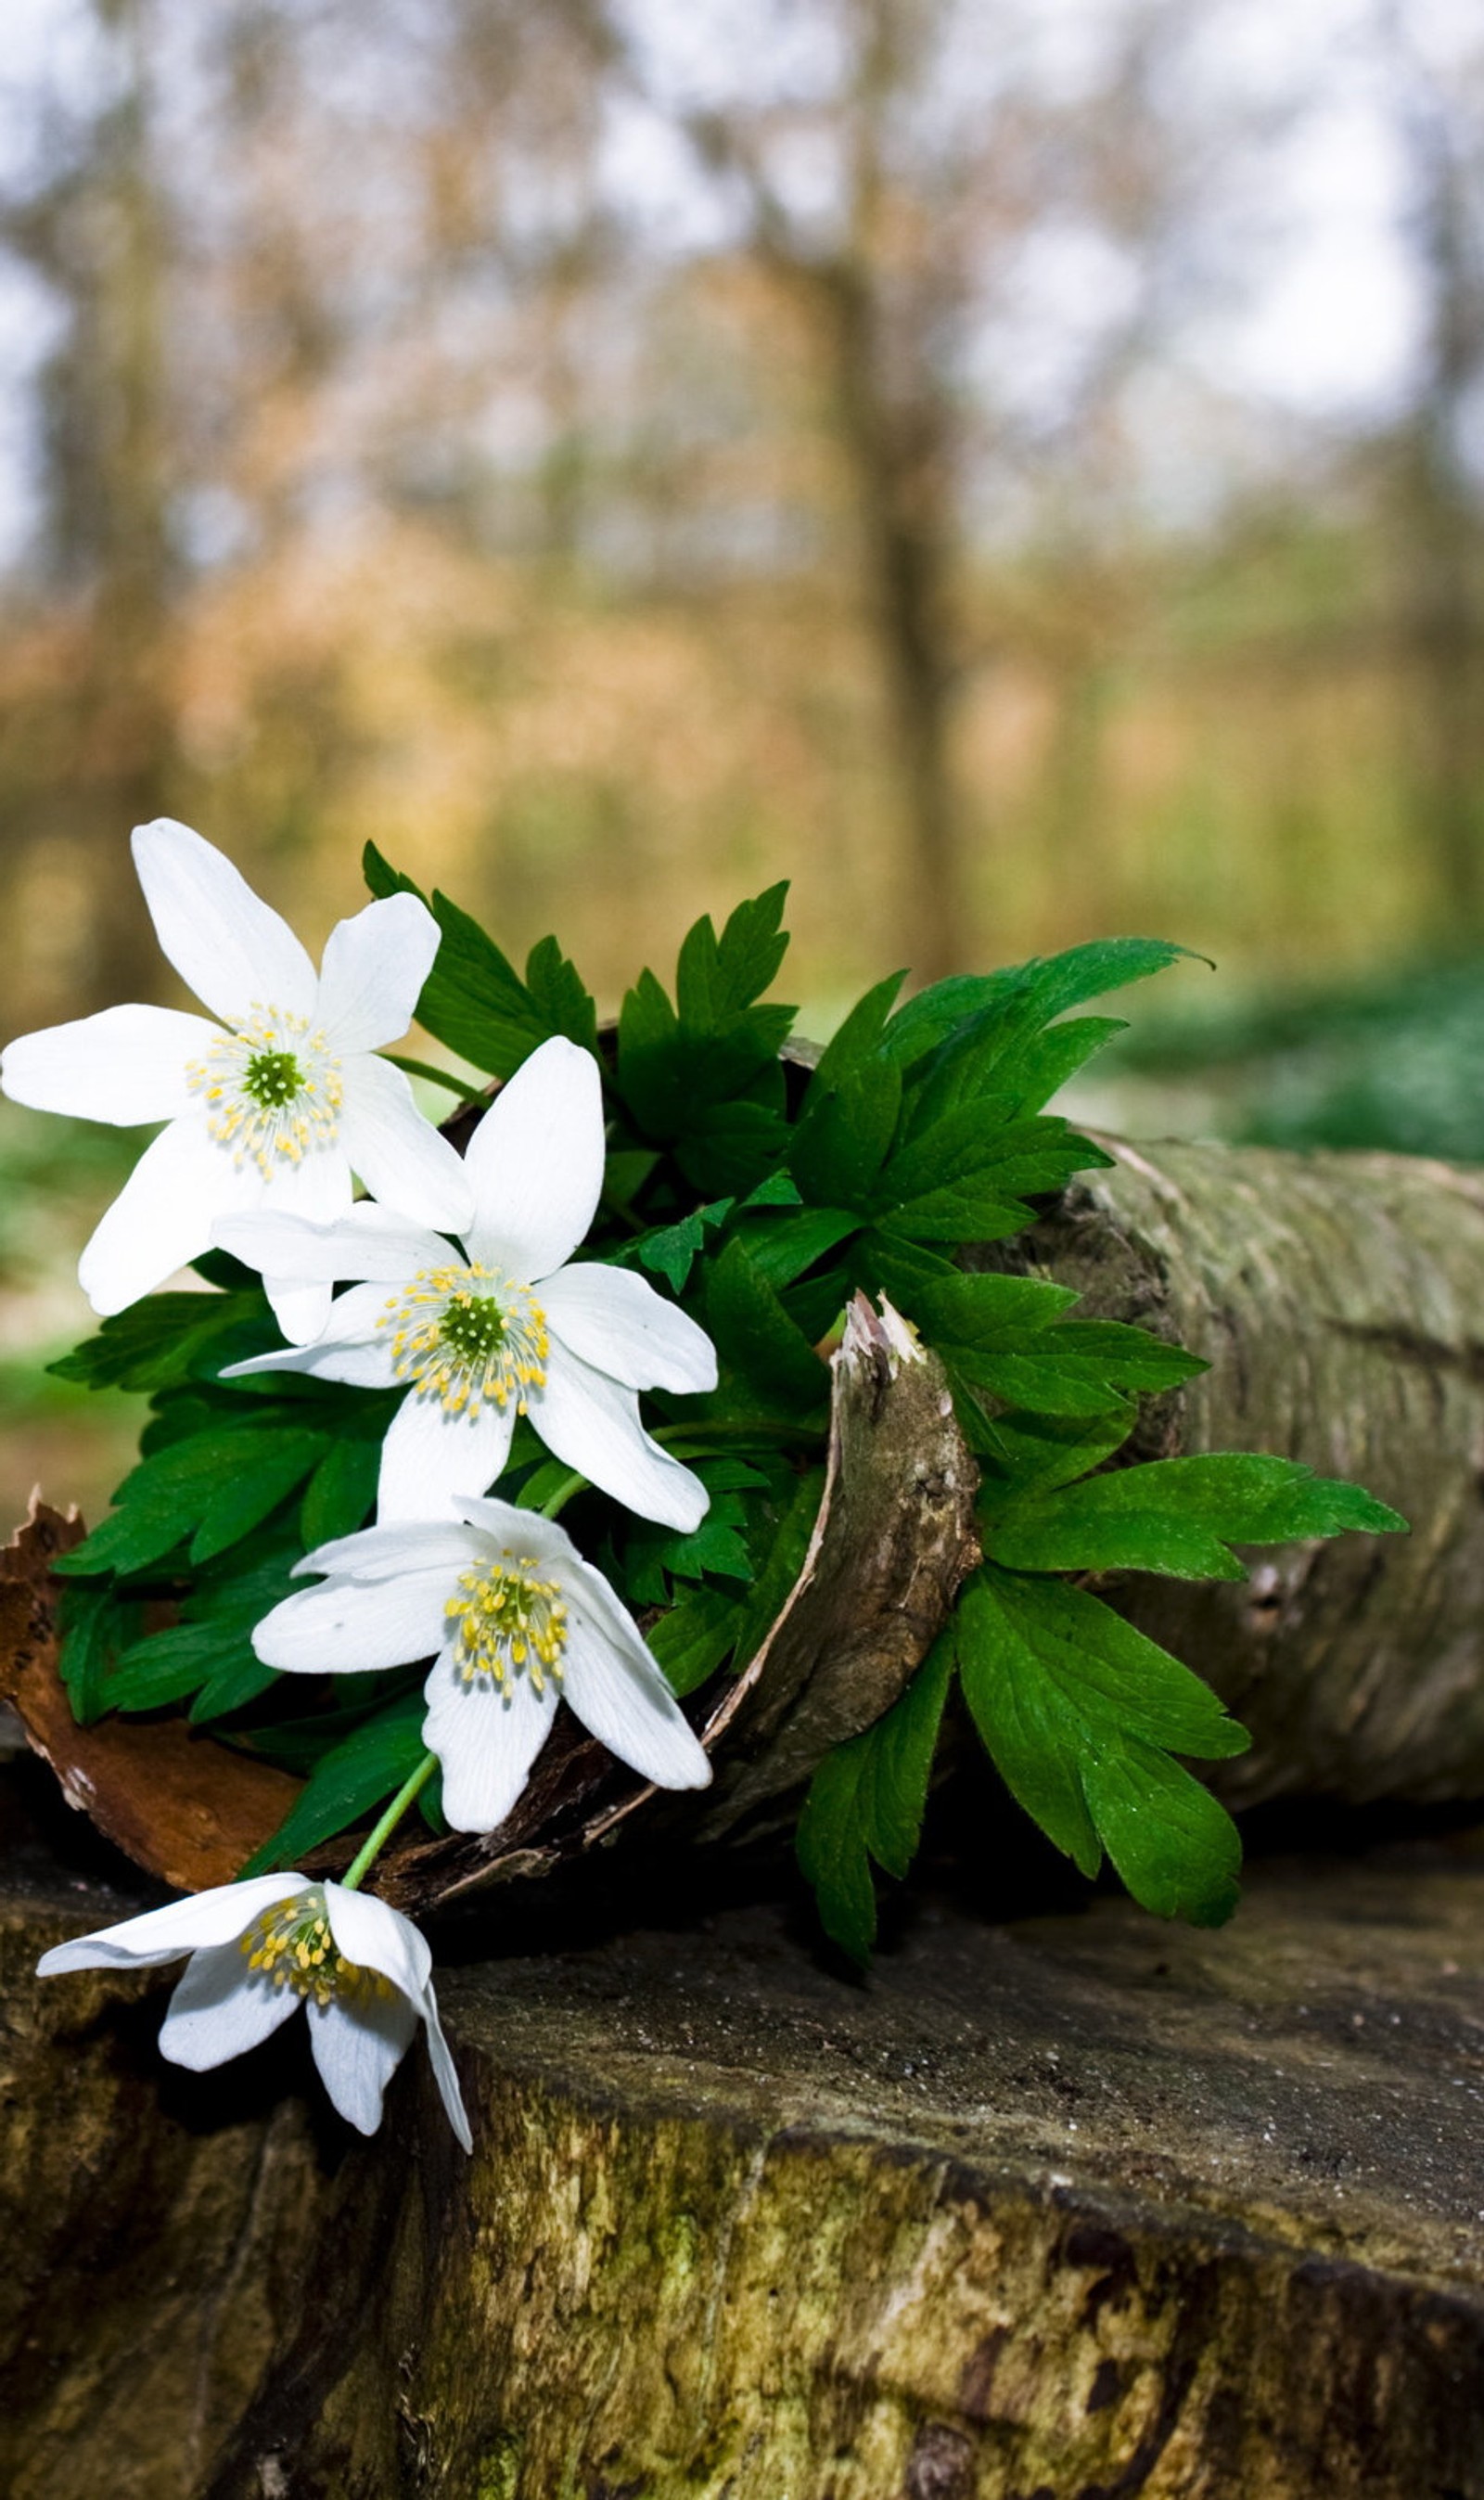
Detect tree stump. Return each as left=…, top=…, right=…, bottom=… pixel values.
left=6, top=1774, right=1484, bottom=2499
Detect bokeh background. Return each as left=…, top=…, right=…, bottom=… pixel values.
left=4, top=0, right=1484, bottom=1522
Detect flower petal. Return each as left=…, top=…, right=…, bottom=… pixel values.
left=36, top=1875, right=309, bottom=1975
left=77, top=1116, right=266, bottom=1315
left=219, top=1281, right=400, bottom=1389
left=295, top=1520, right=479, bottom=1583
left=462, top=1037, right=603, bottom=1280
left=252, top=1566, right=454, bottom=1673
left=422, top=1645, right=557, bottom=1832
left=531, top=1346, right=709, bottom=1531
left=0, top=1004, right=220, bottom=1125
left=157, top=1942, right=303, bottom=2071
left=314, top=891, right=441, bottom=1053
left=561, top=1596, right=712, bottom=1791
left=322, top=1882, right=430, bottom=1995
left=305, top=1992, right=418, bottom=2136
left=132, top=819, right=318, bottom=1025
left=257, top=1146, right=353, bottom=1342
left=541, top=1263, right=718, bottom=1393
left=340, top=1054, right=474, bottom=1234
left=377, top=1389, right=517, bottom=1525
left=421, top=1990, right=473, bottom=2152
left=214, top=1202, right=449, bottom=1287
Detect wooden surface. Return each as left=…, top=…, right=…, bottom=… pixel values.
left=5, top=1771, right=1484, bottom=2497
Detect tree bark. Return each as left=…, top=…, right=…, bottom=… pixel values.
left=998, top=1135, right=1484, bottom=1806
left=6, top=1814, right=1484, bottom=2498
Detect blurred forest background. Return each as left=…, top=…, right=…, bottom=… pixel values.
left=4, top=0, right=1484, bottom=1520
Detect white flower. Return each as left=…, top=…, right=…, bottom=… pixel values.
left=36, top=1873, right=471, bottom=2149
left=0, top=819, right=473, bottom=1340
left=252, top=1495, right=713, bottom=1834
left=214, top=1034, right=717, bottom=1532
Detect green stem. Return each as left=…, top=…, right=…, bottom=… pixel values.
left=340, top=1751, right=439, bottom=1891
left=382, top=1052, right=486, bottom=1105
left=538, top=1469, right=588, bottom=1519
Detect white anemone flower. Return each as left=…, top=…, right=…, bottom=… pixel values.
left=0, top=819, right=473, bottom=1340
left=252, top=1495, right=713, bottom=1834
left=214, top=1034, right=716, bottom=1532
left=36, top=1873, right=471, bottom=2149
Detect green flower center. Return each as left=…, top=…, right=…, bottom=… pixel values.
left=381, top=1263, right=549, bottom=1417
left=241, top=1048, right=305, bottom=1109
left=446, top=1554, right=569, bottom=1694
left=239, top=1894, right=391, bottom=2010
left=438, top=1295, right=507, bottom=1365
left=186, top=1008, right=343, bottom=1175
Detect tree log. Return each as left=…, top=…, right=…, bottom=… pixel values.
left=997, top=1138, right=1484, bottom=1805
left=6, top=1788, right=1484, bottom=2498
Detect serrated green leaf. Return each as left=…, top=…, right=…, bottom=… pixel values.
left=363, top=844, right=590, bottom=1078
left=728, top=1204, right=860, bottom=1290
left=805, top=971, right=909, bottom=1096
left=791, top=1060, right=902, bottom=1208
left=796, top=1633, right=953, bottom=1960
left=55, top=1581, right=134, bottom=1724
left=955, top=1565, right=1248, bottom=1924
left=984, top=1452, right=1407, bottom=1580
left=646, top=1586, right=744, bottom=1699
left=636, top=1198, right=734, bottom=1294
left=524, top=932, right=599, bottom=1053
left=705, top=1238, right=830, bottom=1413
left=301, top=1435, right=381, bottom=1547
left=102, top=1619, right=249, bottom=1714
left=47, top=1289, right=274, bottom=1393
left=884, top=940, right=1202, bottom=1072
left=190, top=1429, right=327, bottom=1564
left=237, top=1693, right=430, bottom=1878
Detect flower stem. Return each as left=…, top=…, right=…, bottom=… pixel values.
left=340, top=1751, right=439, bottom=1891
left=382, top=1052, right=486, bottom=1105
left=538, top=1468, right=588, bottom=1519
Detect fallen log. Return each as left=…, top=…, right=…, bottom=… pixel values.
left=5, top=1801, right=1484, bottom=2498
left=1001, top=1138, right=1484, bottom=1806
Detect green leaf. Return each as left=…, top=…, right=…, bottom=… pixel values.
left=955, top=1565, right=1247, bottom=1925
left=524, top=933, right=599, bottom=1053
left=984, top=1453, right=1408, bottom=1581
left=636, top=1198, right=734, bottom=1294
left=363, top=844, right=595, bottom=1079
left=728, top=1204, right=860, bottom=1290
left=805, top=970, right=908, bottom=1095
left=884, top=940, right=1202, bottom=1072
left=796, top=1633, right=954, bottom=1961
left=301, top=1435, right=381, bottom=1547
left=56, top=1581, right=134, bottom=1724
left=54, top=1424, right=328, bottom=1579
left=791, top=1060, right=902, bottom=1209
left=101, top=1617, right=254, bottom=1714
left=677, top=884, right=791, bottom=1025
left=705, top=1239, right=830, bottom=1413
left=47, top=1289, right=275, bottom=1393
left=727, top=1466, right=826, bottom=1668
left=237, top=1694, right=429, bottom=1878
left=646, top=1587, right=743, bottom=1699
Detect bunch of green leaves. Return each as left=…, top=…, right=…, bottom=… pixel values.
left=49, top=857, right=1404, bottom=1938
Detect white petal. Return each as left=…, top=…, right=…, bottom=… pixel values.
left=295, top=1519, right=479, bottom=1583
left=306, top=1991, right=418, bottom=2136
left=244, top=1146, right=352, bottom=1342
left=377, top=1390, right=517, bottom=1524
left=219, top=1281, right=400, bottom=1389
left=531, top=1347, right=709, bottom=1531
left=132, top=819, right=318, bottom=1025
left=77, top=1116, right=266, bottom=1315
left=1, top=1004, right=220, bottom=1125
left=452, top=1494, right=580, bottom=1568
left=421, top=1989, right=473, bottom=2151
left=462, top=1037, right=603, bottom=1280
left=36, top=1875, right=309, bottom=1975
left=252, top=1566, right=454, bottom=1673
left=542, top=1263, right=718, bottom=1393
left=214, top=1203, right=448, bottom=1287
left=562, top=1596, right=712, bottom=1790
left=158, top=1942, right=303, bottom=2071
left=340, top=1054, right=474, bottom=1234
left=314, top=892, right=442, bottom=1052
left=422, top=1646, right=557, bottom=1832
left=321, top=1882, right=430, bottom=1998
